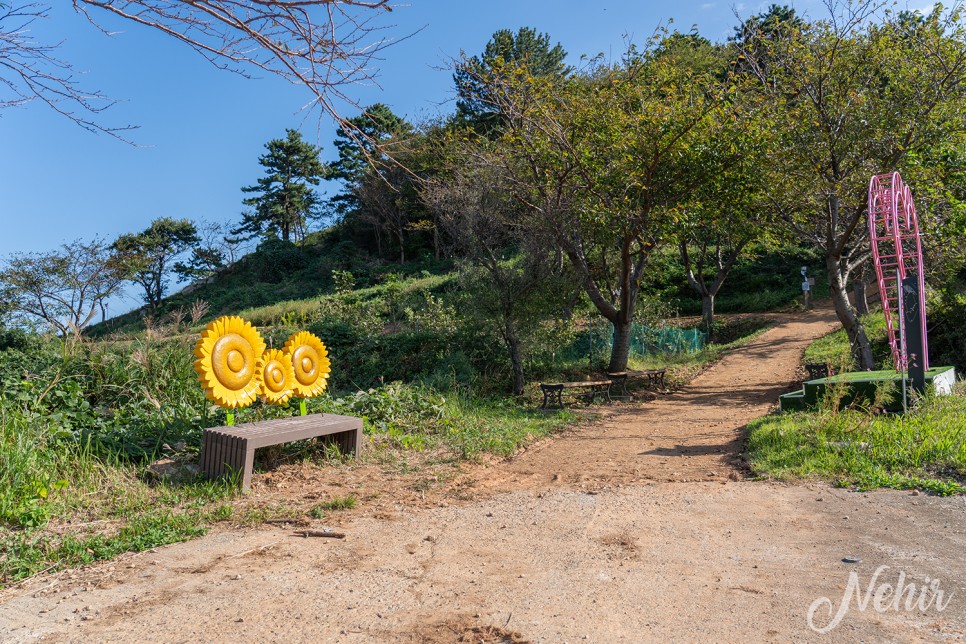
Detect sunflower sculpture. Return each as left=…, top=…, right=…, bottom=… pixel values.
left=256, top=348, right=296, bottom=404
left=283, top=331, right=331, bottom=398
left=193, top=316, right=267, bottom=408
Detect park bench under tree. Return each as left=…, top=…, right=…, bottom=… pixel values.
left=539, top=368, right=666, bottom=409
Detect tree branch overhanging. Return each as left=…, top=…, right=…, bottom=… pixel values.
left=1, top=1, right=402, bottom=141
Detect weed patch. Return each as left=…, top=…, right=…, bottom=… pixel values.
left=747, top=385, right=966, bottom=495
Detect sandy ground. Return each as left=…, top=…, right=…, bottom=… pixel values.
left=2, top=307, right=966, bottom=643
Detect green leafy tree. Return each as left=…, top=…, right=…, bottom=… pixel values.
left=730, top=4, right=804, bottom=82
left=0, top=238, right=127, bottom=337
left=733, top=4, right=804, bottom=44
left=454, top=27, right=569, bottom=133
left=676, top=92, right=778, bottom=329
left=114, top=217, right=199, bottom=311
left=237, top=129, right=326, bottom=243
left=742, top=3, right=966, bottom=368
left=425, top=146, right=555, bottom=394
left=173, top=220, right=247, bottom=281
left=471, top=45, right=730, bottom=372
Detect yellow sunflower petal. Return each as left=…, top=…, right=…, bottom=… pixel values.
left=255, top=348, right=296, bottom=405
left=283, top=331, right=331, bottom=398
left=192, top=316, right=266, bottom=409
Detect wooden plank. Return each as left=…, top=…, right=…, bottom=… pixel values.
left=201, top=431, right=212, bottom=478
left=560, top=381, right=612, bottom=388
left=229, top=434, right=242, bottom=482
left=246, top=419, right=360, bottom=449
left=219, top=413, right=361, bottom=437
left=210, top=431, right=224, bottom=477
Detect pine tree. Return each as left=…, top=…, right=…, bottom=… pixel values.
left=454, top=27, right=569, bottom=133
left=236, top=130, right=326, bottom=242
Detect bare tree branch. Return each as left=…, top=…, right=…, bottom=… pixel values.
left=0, top=2, right=135, bottom=138
left=1, top=1, right=402, bottom=140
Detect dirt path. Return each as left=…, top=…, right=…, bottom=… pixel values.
left=3, top=307, right=966, bottom=643
left=474, top=309, right=841, bottom=492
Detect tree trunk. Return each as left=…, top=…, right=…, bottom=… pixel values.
left=608, top=318, right=633, bottom=373
left=853, top=279, right=869, bottom=316
left=503, top=315, right=526, bottom=395
left=827, top=254, right=874, bottom=369
left=701, top=293, right=715, bottom=331
left=373, top=225, right=382, bottom=257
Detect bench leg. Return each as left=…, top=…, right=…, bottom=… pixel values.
left=240, top=441, right=254, bottom=491
left=596, top=383, right=609, bottom=403
left=540, top=385, right=564, bottom=410
left=619, top=378, right=629, bottom=400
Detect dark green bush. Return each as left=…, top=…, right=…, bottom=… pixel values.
left=929, top=291, right=966, bottom=372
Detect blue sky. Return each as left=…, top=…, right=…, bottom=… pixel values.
left=0, top=0, right=832, bottom=310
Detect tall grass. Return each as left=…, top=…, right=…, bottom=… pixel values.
left=747, top=385, right=966, bottom=495
left=803, top=312, right=889, bottom=370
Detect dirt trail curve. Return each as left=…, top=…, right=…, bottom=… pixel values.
left=3, top=307, right=966, bottom=643
left=479, top=308, right=841, bottom=492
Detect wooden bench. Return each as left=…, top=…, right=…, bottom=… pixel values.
left=539, top=380, right=614, bottom=409
left=201, top=413, right=362, bottom=490
left=606, top=369, right=667, bottom=400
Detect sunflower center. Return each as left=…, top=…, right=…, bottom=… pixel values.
left=293, top=345, right=319, bottom=386
left=211, top=333, right=255, bottom=391
left=227, top=350, right=244, bottom=372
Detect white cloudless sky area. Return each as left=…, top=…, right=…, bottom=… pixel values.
left=0, top=0, right=929, bottom=312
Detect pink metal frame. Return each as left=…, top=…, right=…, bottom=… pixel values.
left=867, top=172, right=929, bottom=372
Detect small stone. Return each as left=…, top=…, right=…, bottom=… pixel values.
left=911, top=490, right=921, bottom=496
left=231, top=574, right=242, bottom=581
left=843, top=556, right=862, bottom=564
left=816, top=497, right=823, bottom=502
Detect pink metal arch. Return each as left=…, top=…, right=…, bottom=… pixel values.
left=867, top=172, right=929, bottom=372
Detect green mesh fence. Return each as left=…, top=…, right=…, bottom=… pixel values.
left=629, top=324, right=705, bottom=355
left=558, top=322, right=706, bottom=363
